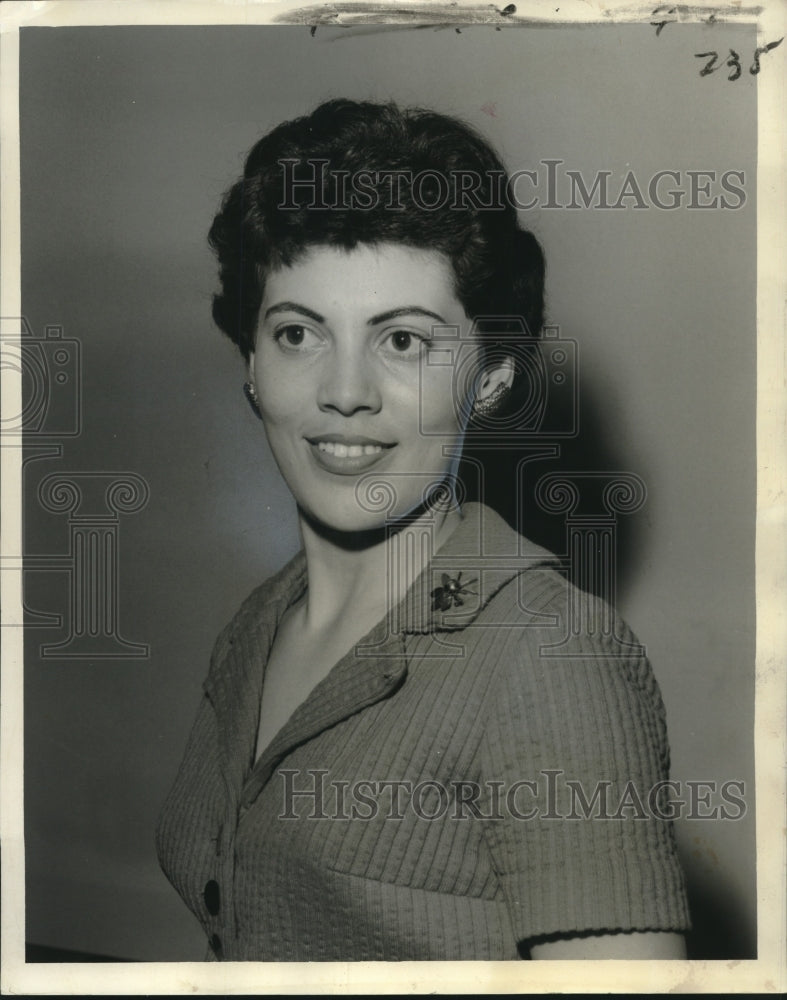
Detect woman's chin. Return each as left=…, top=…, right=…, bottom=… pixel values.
left=299, top=504, right=397, bottom=537
left=297, top=498, right=439, bottom=543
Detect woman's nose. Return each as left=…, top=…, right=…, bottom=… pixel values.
left=316, top=349, right=381, bottom=416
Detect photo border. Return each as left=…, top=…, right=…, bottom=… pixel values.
left=1, top=0, right=784, bottom=994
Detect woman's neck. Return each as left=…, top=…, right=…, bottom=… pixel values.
left=295, top=501, right=464, bottom=633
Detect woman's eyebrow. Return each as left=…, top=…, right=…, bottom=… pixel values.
left=263, top=302, right=447, bottom=326
left=368, top=306, right=447, bottom=326
left=263, top=301, right=325, bottom=323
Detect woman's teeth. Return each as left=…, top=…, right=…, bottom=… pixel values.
left=317, top=441, right=383, bottom=457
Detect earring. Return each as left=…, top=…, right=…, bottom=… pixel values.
left=473, top=382, right=510, bottom=418
left=243, top=381, right=262, bottom=420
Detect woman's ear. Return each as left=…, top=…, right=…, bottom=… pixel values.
left=472, top=356, right=515, bottom=418
left=476, top=356, right=515, bottom=399
left=243, top=352, right=263, bottom=419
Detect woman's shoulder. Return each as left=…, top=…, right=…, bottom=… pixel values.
left=492, top=558, right=663, bottom=697
left=479, top=556, right=671, bottom=773
left=462, top=510, right=668, bottom=750
left=462, top=506, right=644, bottom=650
left=505, top=560, right=648, bottom=656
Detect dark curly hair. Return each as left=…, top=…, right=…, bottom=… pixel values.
left=208, top=98, right=545, bottom=363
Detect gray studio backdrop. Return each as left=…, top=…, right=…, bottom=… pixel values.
left=20, top=23, right=756, bottom=960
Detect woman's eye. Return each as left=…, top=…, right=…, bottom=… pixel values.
left=391, top=330, right=413, bottom=352
left=274, top=324, right=318, bottom=351
left=384, top=329, right=430, bottom=357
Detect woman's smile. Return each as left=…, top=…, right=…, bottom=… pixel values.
left=306, top=433, right=397, bottom=475
left=249, top=242, right=481, bottom=531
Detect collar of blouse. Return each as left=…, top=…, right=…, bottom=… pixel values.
left=240, top=500, right=559, bottom=635
left=201, top=502, right=562, bottom=805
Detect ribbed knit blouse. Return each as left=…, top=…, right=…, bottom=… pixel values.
left=156, top=502, right=690, bottom=960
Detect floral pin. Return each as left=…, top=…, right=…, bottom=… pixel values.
left=431, top=572, right=478, bottom=612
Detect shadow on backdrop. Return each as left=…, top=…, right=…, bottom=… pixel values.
left=459, top=334, right=643, bottom=596
left=460, top=338, right=757, bottom=962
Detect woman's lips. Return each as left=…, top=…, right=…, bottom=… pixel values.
left=306, top=436, right=395, bottom=475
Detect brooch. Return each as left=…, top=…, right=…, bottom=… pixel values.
left=431, top=572, right=478, bottom=612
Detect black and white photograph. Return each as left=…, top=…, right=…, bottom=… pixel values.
left=1, top=0, right=784, bottom=994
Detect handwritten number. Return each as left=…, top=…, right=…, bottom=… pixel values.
left=695, top=51, right=720, bottom=76
left=651, top=5, right=678, bottom=36
left=696, top=40, right=782, bottom=80
left=654, top=1, right=784, bottom=80
left=750, top=37, right=784, bottom=75
left=693, top=49, right=741, bottom=79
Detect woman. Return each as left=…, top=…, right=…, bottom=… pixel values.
left=156, top=99, right=690, bottom=961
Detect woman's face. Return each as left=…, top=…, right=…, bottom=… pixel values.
left=249, top=242, right=481, bottom=533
